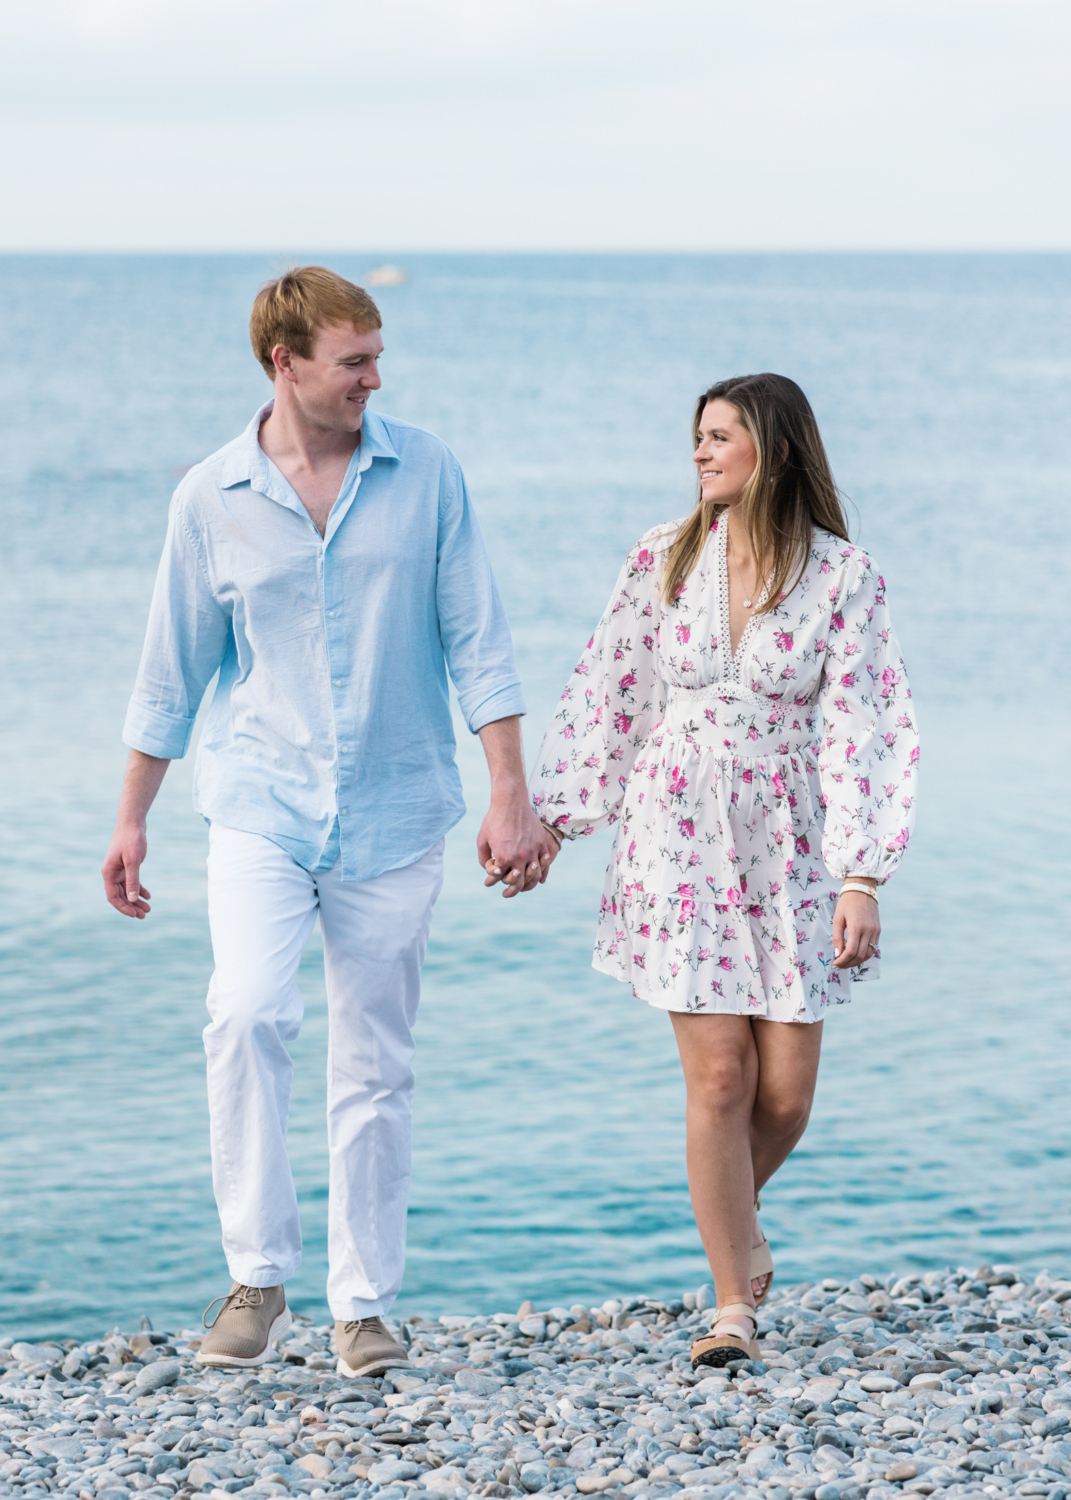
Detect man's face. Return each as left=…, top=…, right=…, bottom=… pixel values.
left=274, top=321, right=384, bottom=432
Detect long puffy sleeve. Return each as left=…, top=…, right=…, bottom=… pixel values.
left=817, top=551, right=919, bottom=881
left=529, top=536, right=668, bottom=838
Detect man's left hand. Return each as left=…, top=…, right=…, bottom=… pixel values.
left=477, top=797, right=555, bottom=897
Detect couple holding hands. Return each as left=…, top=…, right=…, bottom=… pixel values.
left=102, top=266, right=918, bottom=1382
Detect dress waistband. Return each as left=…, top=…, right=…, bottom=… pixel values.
left=661, top=683, right=819, bottom=757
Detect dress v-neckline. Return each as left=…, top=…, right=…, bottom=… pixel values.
left=716, top=516, right=771, bottom=680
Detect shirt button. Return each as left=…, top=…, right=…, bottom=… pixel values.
left=328, top=611, right=336, bottom=618
left=334, top=679, right=343, bottom=686
left=341, top=745, right=351, bottom=753
left=341, top=808, right=349, bottom=816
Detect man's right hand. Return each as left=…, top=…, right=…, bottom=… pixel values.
left=102, top=750, right=171, bottom=918
left=102, top=822, right=152, bottom=918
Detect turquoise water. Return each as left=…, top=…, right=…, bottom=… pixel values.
left=1, top=252, right=1069, bottom=1339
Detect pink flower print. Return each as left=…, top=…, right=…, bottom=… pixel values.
left=668, top=766, right=688, bottom=798
left=688, top=850, right=701, bottom=867
left=633, top=954, right=646, bottom=969
left=884, top=732, right=897, bottom=748
left=884, top=782, right=895, bottom=798
left=597, top=772, right=608, bottom=788
left=881, top=665, right=901, bottom=693
left=748, top=903, right=763, bottom=917
left=676, top=623, right=691, bottom=645
left=794, top=834, right=810, bottom=855
left=844, top=642, right=860, bottom=657
left=746, top=725, right=760, bottom=741
left=806, top=870, right=821, bottom=885
left=888, top=828, right=910, bottom=852
left=772, top=771, right=787, bottom=798
left=787, top=792, right=798, bottom=810
left=772, top=936, right=783, bottom=954
left=857, top=775, right=871, bottom=796
left=579, top=786, right=591, bottom=805
left=678, top=817, right=695, bottom=838
left=725, top=886, right=742, bottom=907
left=613, top=710, right=633, bottom=734
left=711, top=980, right=724, bottom=997
left=639, top=922, right=651, bottom=937
left=830, top=611, right=845, bottom=632
left=619, top=671, right=637, bottom=693
left=819, top=558, right=831, bottom=574
left=697, top=947, right=711, bottom=962
left=677, top=882, right=697, bottom=900
left=562, top=723, right=574, bottom=740
left=634, top=548, right=655, bottom=573
left=681, top=659, right=694, bottom=672
left=897, top=714, right=913, bottom=729
left=613, top=647, right=624, bottom=661
left=575, top=662, right=589, bottom=677
left=775, top=630, right=794, bottom=652
left=845, top=742, right=856, bottom=761
left=718, top=956, right=734, bottom=971
left=556, top=760, right=568, bottom=773
left=642, top=633, right=654, bottom=650
left=657, top=927, right=670, bottom=943
left=722, top=926, right=737, bottom=940
left=586, top=634, right=595, bottom=650
left=840, top=671, right=857, bottom=688
left=832, top=697, right=848, bottom=714
left=627, top=840, right=637, bottom=862
left=583, top=754, right=599, bottom=768
left=741, top=767, right=753, bottom=783
left=680, top=901, right=696, bottom=922
left=815, top=637, right=826, bottom=653
left=909, top=745, right=920, bottom=765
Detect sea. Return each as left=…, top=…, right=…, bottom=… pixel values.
left=1, top=252, right=1069, bottom=1340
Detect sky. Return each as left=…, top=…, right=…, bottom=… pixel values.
left=1, top=0, right=1069, bottom=252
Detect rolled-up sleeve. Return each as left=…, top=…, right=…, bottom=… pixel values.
left=122, top=493, right=230, bottom=759
left=435, top=464, right=526, bottom=733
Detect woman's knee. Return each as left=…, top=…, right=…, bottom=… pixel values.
left=754, top=1090, right=812, bottom=1140
left=686, top=1054, right=755, bottom=1117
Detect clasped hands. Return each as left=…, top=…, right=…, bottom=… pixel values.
left=477, top=796, right=560, bottom=898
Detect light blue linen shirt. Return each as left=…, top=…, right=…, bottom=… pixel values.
left=123, top=400, right=526, bottom=881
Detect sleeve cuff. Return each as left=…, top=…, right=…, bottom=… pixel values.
left=465, top=683, right=528, bottom=735
left=122, top=700, right=196, bottom=759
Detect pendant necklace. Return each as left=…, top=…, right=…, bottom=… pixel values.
left=727, top=534, right=755, bottom=608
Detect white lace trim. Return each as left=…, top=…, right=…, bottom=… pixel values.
left=715, top=516, right=772, bottom=682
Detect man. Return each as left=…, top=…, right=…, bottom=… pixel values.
left=102, top=266, right=551, bottom=1375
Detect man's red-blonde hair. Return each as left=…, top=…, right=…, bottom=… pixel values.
left=249, top=266, right=381, bottom=377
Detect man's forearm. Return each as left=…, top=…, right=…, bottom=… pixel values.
left=117, top=750, right=171, bottom=826
left=476, top=715, right=527, bottom=796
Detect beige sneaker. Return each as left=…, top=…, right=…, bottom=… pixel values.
left=335, top=1317, right=410, bottom=1378
left=197, top=1283, right=292, bottom=1367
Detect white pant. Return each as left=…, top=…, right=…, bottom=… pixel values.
left=203, top=824, right=444, bottom=1319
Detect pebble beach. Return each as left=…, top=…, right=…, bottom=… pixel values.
left=5, top=1265, right=1071, bottom=1500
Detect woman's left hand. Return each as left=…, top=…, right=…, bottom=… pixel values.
left=832, top=890, right=881, bottom=968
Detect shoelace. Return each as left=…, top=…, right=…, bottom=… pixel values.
left=202, top=1284, right=264, bottom=1329
left=340, top=1317, right=383, bottom=1337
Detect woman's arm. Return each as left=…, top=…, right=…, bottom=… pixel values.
left=528, top=534, right=669, bottom=841
left=817, top=552, right=919, bottom=966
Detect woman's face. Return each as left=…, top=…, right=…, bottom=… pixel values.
left=693, top=399, right=758, bottom=506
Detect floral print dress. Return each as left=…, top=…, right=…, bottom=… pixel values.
left=529, top=514, right=919, bottom=1022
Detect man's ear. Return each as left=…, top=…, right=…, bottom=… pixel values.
left=271, top=344, right=297, bottom=383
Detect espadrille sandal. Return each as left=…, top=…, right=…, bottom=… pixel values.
left=690, top=1303, right=761, bottom=1370
left=751, top=1192, right=774, bottom=1306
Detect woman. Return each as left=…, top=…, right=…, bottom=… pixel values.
left=523, top=373, right=918, bottom=1369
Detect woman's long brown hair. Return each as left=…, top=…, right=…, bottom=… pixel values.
left=661, top=373, right=849, bottom=611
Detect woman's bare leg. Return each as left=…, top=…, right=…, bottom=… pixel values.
left=750, top=1018, right=823, bottom=1191
left=670, top=1013, right=760, bottom=1311
left=672, top=1013, right=824, bottom=1308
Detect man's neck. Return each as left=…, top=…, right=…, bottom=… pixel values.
left=258, top=389, right=360, bottom=475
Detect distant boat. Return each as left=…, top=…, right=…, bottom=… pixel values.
left=364, top=265, right=409, bottom=287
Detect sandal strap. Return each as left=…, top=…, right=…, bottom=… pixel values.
left=713, top=1302, right=757, bottom=1327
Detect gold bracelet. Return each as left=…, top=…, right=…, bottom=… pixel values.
left=840, top=881, right=879, bottom=902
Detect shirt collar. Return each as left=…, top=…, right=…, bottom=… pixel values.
left=219, top=398, right=399, bottom=497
